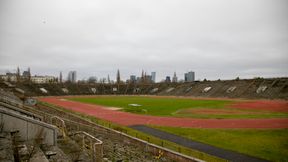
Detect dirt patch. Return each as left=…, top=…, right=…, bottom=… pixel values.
left=104, top=107, right=122, bottom=111
left=38, top=97, right=288, bottom=129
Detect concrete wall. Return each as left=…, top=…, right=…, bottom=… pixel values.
left=0, top=102, right=42, bottom=121
left=0, top=109, right=57, bottom=145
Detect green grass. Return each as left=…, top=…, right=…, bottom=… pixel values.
left=68, top=96, right=288, bottom=119
left=40, top=101, right=227, bottom=162
left=152, top=126, right=288, bottom=161
left=69, top=96, right=231, bottom=115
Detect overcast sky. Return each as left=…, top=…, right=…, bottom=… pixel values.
left=0, top=0, right=287, bottom=81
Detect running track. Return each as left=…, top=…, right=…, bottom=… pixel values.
left=39, top=97, right=288, bottom=129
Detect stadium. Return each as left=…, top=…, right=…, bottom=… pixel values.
left=1, top=0, right=288, bottom=161
left=0, top=77, right=287, bottom=162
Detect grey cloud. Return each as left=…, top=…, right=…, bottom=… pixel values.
left=0, top=0, right=287, bottom=81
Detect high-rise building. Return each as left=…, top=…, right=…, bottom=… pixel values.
left=16, top=66, right=20, bottom=82
left=22, top=67, right=31, bottom=81
left=172, top=72, right=178, bottom=83
left=107, top=75, right=110, bottom=84
left=151, top=72, right=156, bottom=83
left=141, top=70, right=145, bottom=83
left=165, top=76, right=171, bottom=83
left=116, top=69, right=121, bottom=84
left=59, top=71, right=63, bottom=83
left=130, top=75, right=136, bottom=83
left=184, top=71, right=195, bottom=82
left=68, top=71, right=77, bottom=83
left=145, top=75, right=152, bottom=83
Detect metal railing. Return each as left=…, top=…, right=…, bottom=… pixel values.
left=71, top=131, right=103, bottom=162
left=50, top=116, right=67, bottom=139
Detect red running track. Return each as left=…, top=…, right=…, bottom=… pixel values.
left=39, top=97, right=288, bottom=129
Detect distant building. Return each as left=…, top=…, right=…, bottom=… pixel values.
left=0, top=73, right=17, bottom=82
left=136, top=77, right=141, bottom=83
left=165, top=76, right=171, bottom=83
left=107, top=75, right=110, bottom=84
left=116, top=69, right=121, bottom=84
left=144, top=75, right=152, bottom=83
left=16, top=67, right=20, bottom=82
left=22, top=67, right=31, bottom=81
left=31, top=75, right=56, bottom=84
left=172, top=72, right=178, bottom=83
left=130, top=75, right=136, bottom=83
left=67, top=71, right=77, bottom=83
left=59, top=71, right=63, bottom=83
left=22, top=71, right=30, bottom=77
left=184, top=71, right=195, bottom=82
left=141, top=70, right=145, bottom=83
left=151, top=72, right=156, bottom=83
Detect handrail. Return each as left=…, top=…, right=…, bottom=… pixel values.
left=71, top=131, right=103, bottom=162
left=50, top=116, right=67, bottom=138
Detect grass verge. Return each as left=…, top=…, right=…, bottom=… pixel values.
left=152, top=126, right=288, bottom=161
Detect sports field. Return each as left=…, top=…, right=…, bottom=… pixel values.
left=39, top=96, right=288, bottom=128
left=68, top=96, right=288, bottom=119
left=39, top=96, right=288, bottom=161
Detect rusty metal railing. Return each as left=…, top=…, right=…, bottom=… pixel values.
left=71, top=131, right=103, bottom=162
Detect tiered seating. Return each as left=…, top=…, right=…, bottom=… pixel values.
left=0, top=88, right=23, bottom=107
left=1, top=78, right=287, bottom=100
left=0, top=89, right=104, bottom=162
left=0, top=132, right=14, bottom=162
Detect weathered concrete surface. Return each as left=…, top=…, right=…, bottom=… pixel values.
left=0, top=132, right=14, bottom=162
left=0, top=108, right=57, bottom=145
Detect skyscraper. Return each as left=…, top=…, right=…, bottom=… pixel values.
left=16, top=66, right=20, bottom=82
left=141, top=70, right=145, bottom=83
left=172, top=72, right=178, bottom=83
left=130, top=75, right=136, bottom=83
left=107, top=75, right=110, bottom=84
left=22, top=67, right=31, bottom=81
left=59, top=71, right=63, bottom=83
left=68, top=71, right=77, bottom=83
left=165, top=76, right=171, bottom=83
left=151, top=72, right=156, bottom=83
left=184, top=71, right=195, bottom=82
left=116, top=69, right=120, bottom=84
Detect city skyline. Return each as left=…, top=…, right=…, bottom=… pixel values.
left=0, top=0, right=287, bottom=81
left=0, top=66, right=198, bottom=83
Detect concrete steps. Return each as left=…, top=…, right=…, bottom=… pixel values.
left=57, top=137, right=92, bottom=162
left=41, top=144, right=71, bottom=162
left=0, top=132, right=14, bottom=162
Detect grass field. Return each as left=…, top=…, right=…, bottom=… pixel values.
left=152, top=126, right=288, bottom=161
left=69, top=96, right=288, bottom=119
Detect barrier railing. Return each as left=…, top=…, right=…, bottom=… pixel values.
left=71, top=131, right=103, bottom=162
left=50, top=116, right=67, bottom=139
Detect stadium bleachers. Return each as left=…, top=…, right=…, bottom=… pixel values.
left=1, top=77, right=286, bottom=99
left=0, top=87, right=203, bottom=162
